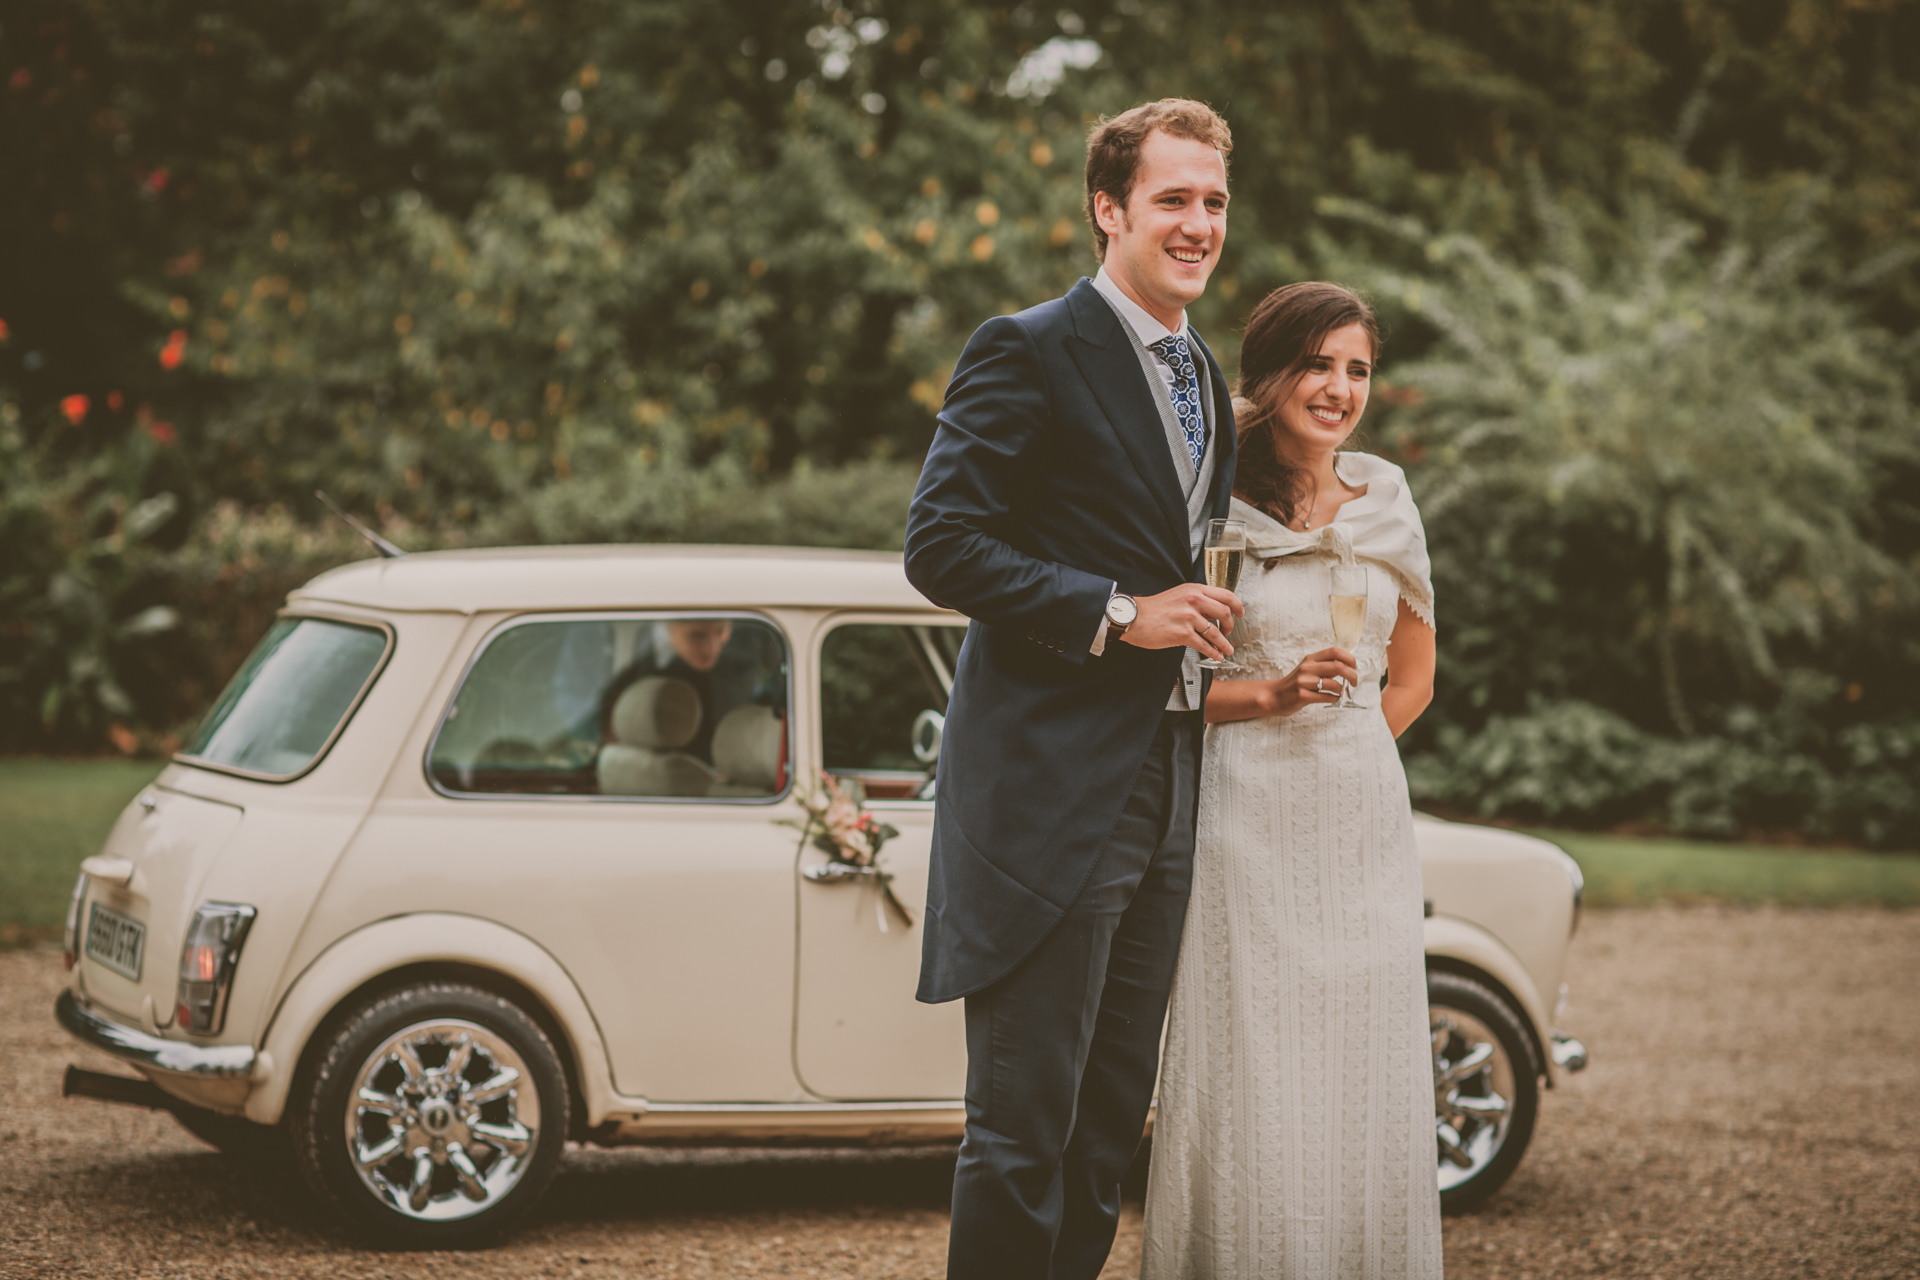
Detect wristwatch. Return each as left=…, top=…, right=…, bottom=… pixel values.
left=1105, top=593, right=1139, bottom=643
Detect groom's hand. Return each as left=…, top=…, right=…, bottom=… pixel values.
left=1122, top=584, right=1244, bottom=661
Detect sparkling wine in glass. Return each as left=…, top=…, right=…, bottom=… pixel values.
left=1328, top=564, right=1369, bottom=709
left=1197, top=518, right=1245, bottom=671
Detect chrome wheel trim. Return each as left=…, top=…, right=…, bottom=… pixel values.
left=344, top=1017, right=541, bottom=1222
left=1430, top=1006, right=1516, bottom=1192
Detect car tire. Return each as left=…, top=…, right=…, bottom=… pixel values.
left=171, top=1103, right=290, bottom=1165
left=1428, top=969, right=1541, bottom=1215
left=288, top=981, right=570, bottom=1247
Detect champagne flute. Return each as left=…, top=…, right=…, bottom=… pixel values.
left=1328, top=564, right=1369, bottom=709
left=1197, top=518, right=1245, bottom=671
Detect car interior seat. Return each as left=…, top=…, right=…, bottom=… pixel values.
left=708, top=704, right=785, bottom=797
left=595, top=676, right=721, bottom=798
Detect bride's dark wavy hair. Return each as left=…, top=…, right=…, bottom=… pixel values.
left=1233, top=282, right=1380, bottom=525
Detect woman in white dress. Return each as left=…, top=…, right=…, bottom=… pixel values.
left=1142, top=283, right=1443, bottom=1278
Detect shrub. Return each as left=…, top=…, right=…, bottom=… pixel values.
left=1407, top=699, right=1664, bottom=828
left=0, top=439, right=201, bottom=750
left=1405, top=699, right=1920, bottom=849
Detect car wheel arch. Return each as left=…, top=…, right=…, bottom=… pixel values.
left=1422, top=919, right=1554, bottom=1087
left=248, top=913, right=632, bottom=1129
left=290, top=959, right=591, bottom=1143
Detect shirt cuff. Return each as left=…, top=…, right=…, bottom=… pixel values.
left=1090, top=582, right=1118, bottom=656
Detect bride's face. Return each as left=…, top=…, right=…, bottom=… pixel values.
left=1272, top=321, right=1374, bottom=458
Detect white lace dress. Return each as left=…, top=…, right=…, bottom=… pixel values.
left=1142, top=481, right=1443, bottom=1279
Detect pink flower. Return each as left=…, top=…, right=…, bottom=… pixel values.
left=813, top=772, right=879, bottom=865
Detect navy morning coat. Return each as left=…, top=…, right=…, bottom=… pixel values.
left=904, top=277, right=1237, bottom=1004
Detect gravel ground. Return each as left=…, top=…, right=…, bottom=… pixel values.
left=4, top=904, right=1917, bottom=1279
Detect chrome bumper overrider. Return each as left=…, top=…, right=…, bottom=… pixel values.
left=1550, top=1030, right=1589, bottom=1073
left=56, top=990, right=256, bottom=1077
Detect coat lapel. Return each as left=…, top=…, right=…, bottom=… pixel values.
left=1188, top=326, right=1238, bottom=520
left=1062, top=280, right=1191, bottom=556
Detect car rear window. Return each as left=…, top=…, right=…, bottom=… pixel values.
left=180, top=616, right=392, bottom=779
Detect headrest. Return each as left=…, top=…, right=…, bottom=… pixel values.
left=596, top=743, right=716, bottom=798
left=609, top=677, right=701, bottom=750
left=712, top=704, right=781, bottom=791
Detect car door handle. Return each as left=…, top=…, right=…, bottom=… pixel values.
left=801, top=862, right=880, bottom=885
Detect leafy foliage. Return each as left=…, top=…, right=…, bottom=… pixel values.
left=1408, top=699, right=1920, bottom=848
left=1331, top=188, right=1918, bottom=735
left=1329, top=188, right=1920, bottom=845
left=0, top=430, right=194, bottom=745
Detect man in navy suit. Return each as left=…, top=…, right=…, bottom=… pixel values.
left=904, top=99, right=1242, bottom=1280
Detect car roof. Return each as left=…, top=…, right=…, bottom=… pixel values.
left=288, top=544, right=951, bottom=615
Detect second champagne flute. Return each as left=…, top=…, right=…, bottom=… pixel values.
left=1328, top=563, right=1369, bottom=708
left=1198, top=518, right=1245, bottom=671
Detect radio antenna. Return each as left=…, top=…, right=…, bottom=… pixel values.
left=315, top=490, right=407, bottom=558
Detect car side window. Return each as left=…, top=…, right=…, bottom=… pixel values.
left=819, top=620, right=965, bottom=801
left=429, top=615, right=789, bottom=800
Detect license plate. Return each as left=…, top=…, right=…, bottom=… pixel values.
left=85, top=902, right=146, bottom=981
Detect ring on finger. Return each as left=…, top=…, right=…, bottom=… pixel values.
left=1315, top=677, right=1325, bottom=694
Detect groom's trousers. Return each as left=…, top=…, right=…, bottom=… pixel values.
left=947, top=710, right=1199, bottom=1280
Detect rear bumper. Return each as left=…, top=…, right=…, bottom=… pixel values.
left=55, top=990, right=256, bottom=1078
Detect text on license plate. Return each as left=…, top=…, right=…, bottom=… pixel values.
left=86, top=903, right=145, bottom=981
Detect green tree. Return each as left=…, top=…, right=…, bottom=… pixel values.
left=1330, top=187, right=1917, bottom=736
left=1314, top=185, right=1920, bottom=845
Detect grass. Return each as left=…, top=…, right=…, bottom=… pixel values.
left=1533, top=829, right=1920, bottom=909
left=2, top=761, right=1917, bottom=948
left=0, top=758, right=164, bottom=945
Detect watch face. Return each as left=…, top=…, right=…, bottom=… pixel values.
left=1108, top=595, right=1138, bottom=626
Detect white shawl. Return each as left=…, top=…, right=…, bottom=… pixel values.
left=1232, top=452, right=1436, bottom=630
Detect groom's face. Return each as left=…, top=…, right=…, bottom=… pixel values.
left=1095, top=130, right=1229, bottom=321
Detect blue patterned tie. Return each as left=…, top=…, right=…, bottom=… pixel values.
left=1149, top=333, right=1206, bottom=473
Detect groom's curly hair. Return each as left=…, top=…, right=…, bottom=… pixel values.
left=1233, top=283, right=1381, bottom=528
left=1084, top=99, right=1233, bottom=262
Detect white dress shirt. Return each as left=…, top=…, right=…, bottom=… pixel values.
left=1086, top=268, right=1209, bottom=711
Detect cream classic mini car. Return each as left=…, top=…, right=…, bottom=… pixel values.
left=57, top=545, right=1587, bottom=1245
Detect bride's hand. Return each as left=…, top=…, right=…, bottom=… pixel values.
left=1268, top=647, right=1359, bottom=717
left=1202, top=647, right=1360, bottom=724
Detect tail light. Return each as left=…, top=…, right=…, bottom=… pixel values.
left=176, top=903, right=256, bottom=1035
left=62, top=872, right=89, bottom=971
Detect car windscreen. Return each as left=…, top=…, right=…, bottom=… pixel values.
left=180, top=616, right=392, bottom=779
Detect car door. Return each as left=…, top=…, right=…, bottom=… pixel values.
left=793, top=614, right=968, bottom=1100
left=341, top=610, right=802, bottom=1103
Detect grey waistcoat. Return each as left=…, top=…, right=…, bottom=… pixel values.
left=1112, top=312, right=1219, bottom=710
